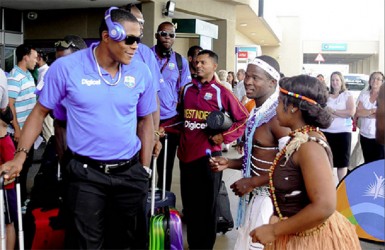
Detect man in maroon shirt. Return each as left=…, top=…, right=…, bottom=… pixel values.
left=161, top=49, right=248, bottom=249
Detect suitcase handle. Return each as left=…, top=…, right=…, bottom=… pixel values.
left=162, top=134, right=168, bottom=200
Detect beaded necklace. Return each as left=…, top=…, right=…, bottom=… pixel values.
left=268, top=125, right=320, bottom=220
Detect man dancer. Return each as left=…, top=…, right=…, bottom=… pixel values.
left=1, top=7, right=156, bottom=249
left=210, top=55, right=290, bottom=249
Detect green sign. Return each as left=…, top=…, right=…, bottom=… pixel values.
left=322, top=43, right=347, bottom=51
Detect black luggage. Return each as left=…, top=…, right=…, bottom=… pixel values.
left=24, top=135, right=66, bottom=249
left=216, top=180, right=234, bottom=234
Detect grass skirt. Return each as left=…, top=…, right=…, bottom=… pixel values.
left=268, top=211, right=361, bottom=250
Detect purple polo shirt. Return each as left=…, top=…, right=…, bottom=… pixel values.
left=151, top=46, right=191, bottom=120
left=133, top=43, right=162, bottom=92
left=39, top=42, right=157, bottom=160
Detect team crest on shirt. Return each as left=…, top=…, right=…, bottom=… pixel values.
left=168, top=63, right=176, bottom=70
left=204, top=93, right=213, bottom=100
left=124, top=76, right=136, bottom=88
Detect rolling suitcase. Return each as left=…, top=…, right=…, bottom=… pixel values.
left=0, top=176, right=25, bottom=250
left=146, top=134, right=176, bottom=216
left=148, top=135, right=183, bottom=250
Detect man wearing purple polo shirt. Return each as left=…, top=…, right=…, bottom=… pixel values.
left=1, top=7, right=156, bottom=249
left=151, top=21, right=191, bottom=191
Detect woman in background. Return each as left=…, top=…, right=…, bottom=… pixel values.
left=227, top=71, right=237, bottom=89
left=321, top=71, right=355, bottom=181
left=355, top=71, right=384, bottom=163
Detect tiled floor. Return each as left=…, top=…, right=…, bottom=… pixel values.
left=29, top=143, right=384, bottom=250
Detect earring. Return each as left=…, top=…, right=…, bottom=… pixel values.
left=291, top=108, right=295, bottom=113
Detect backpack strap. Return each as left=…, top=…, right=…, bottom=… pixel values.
left=175, top=52, right=183, bottom=86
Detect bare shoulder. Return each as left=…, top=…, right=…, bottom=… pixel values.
left=269, top=116, right=290, bottom=139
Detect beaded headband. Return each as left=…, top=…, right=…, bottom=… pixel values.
left=249, top=58, right=280, bottom=82
left=279, top=87, right=318, bottom=105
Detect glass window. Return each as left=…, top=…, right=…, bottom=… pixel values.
left=4, top=8, right=22, bottom=32
left=4, top=47, right=16, bottom=73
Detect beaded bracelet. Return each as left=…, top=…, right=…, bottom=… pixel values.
left=15, top=147, right=29, bottom=155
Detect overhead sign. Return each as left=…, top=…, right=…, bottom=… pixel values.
left=315, top=53, right=325, bottom=62
left=322, top=43, right=348, bottom=51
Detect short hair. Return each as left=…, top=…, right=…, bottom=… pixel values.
left=99, top=8, right=139, bottom=39
left=157, top=21, right=175, bottom=32
left=37, top=50, right=48, bottom=62
left=197, top=49, right=218, bottom=64
left=237, top=69, right=245, bottom=74
left=317, top=74, right=324, bottom=78
left=16, top=44, right=36, bottom=63
left=279, top=74, right=332, bottom=128
left=329, top=71, right=347, bottom=94
left=218, top=70, right=228, bottom=81
left=63, top=35, right=87, bottom=52
left=187, top=45, right=202, bottom=58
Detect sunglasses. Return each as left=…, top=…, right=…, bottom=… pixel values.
left=54, top=40, right=75, bottom=49
left=157, top=31, right=176, bottom=38
left=124, top=35, right=142, bottom=45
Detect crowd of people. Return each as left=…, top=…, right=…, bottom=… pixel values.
left=0, top=4, right=383, bottom=250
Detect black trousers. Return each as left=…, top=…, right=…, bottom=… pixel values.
left=360, top=135, right=384, bottom=164
left=180, top=152, right=222, bottom=250
left=64, top=158, right=149, bottom=249
left=156, top=132, right=179, bottom=191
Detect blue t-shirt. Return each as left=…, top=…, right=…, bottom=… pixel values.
left=38, top=42, right=157, bottom=160
left=133, top=44, right=163, bottom=93
left=151, top=46, right=191, bottom=120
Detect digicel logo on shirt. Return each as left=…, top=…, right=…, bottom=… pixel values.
left=184, top=109, right=210, bottom=130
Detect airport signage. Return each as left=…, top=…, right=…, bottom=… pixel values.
left=322, top=43, right=347, bottom=51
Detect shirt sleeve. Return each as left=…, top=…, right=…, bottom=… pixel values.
left=221, top=87, right=249, bottom=143
left=137, top=65, right=157, bottom=117
left=178, top=57, right=192, bottom=90
left=38, top=60, right=67, bottom=111
left=7, top=76, right=21, bottom=100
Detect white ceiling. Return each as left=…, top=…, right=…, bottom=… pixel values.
left=0, top=0, right=142, bottom=10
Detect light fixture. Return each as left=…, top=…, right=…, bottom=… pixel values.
left=27, top=11, right=38, bottom=20
left=240, top=23, right=247, bottom=27
left=163, top=0, right=176, bottom=17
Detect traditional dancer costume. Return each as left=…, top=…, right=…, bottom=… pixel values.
left=234, top=58, right=282, bottom=250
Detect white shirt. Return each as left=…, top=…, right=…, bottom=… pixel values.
left=357, top=90, right=377, bottom=139
left=322, top=91, right=353, bottom=133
